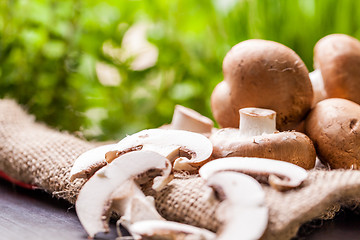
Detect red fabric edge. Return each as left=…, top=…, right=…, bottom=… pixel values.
left=0, top=170, right=38, bottom=190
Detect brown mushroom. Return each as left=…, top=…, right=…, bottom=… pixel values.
left=210, top=107, right=316, bottom=169
left=305, top=98, right=360, bottom=169
left=311, top=34, right=360, bottom=106
left=211, top=39, right=313, bottom=131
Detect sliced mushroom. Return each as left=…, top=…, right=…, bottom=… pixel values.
left=210, top=107, right=316, bottom=169
left=75, top=150, right=172, bottom=238
left=70, top=143, right=126, bottom=181
left=199, top=157, right=308, bottom=191
left=311, top=34, right=360, bottom=106
left=169, top=105, right=214, bottom=136
left=305, top=98, right=360, bottom=169
left=127, top=220, right=216, bottom=240
left=115, top=129, right=213, bottom=170
left=205, top=172, right=268, bottom=240
left=211, top=39, right=313, bottom=131
left=71, top=128, right=213, bottom=181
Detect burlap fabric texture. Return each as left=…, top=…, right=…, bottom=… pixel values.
left=1, top=99, right=360, bottom=240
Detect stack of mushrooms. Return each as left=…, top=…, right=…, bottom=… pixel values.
left=70, top=34, right=360, bottom=240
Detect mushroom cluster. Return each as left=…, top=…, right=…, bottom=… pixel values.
left=71, top=34, right=360, bottom=239
left=211, top=39, right=313, bottom=131
left=72, top=107, right=311, bottom=239
left=305, top=34, right=360, bottom=170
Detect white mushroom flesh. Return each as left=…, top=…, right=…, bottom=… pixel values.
left=239, top=107, right=277, bottom=137
left=206, top=172, right=268, bottom=240
left=170, top=105, right=214, bottom=134
left=199, top=157, right=308, bottom=190
left=128, top=220, right=216, bottom=240
left=71, top=129, right=213, bottom=181
left=309, top=69, right=327, bottom=107
left=115, top=129, right=212, bottom=165
left=70, top=143, right=118, bottom=181
left=75, top=150, right=172, bottom=238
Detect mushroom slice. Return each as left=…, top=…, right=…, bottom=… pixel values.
left=70, top=144, right=117, bottom=181
left=71, top=128, right=213, bottom=181
left=210, top=107, right=316, bottom=170
left=114, top=129, right=213, bottom=171
left=199, top=157, right=308, bottom=191
left=206, top=172, right=268, bottom=240
left=169, top=105, right=214, bottom=136
left=128, top=220, right=216, bottom=240
left=75, top=150, right=172, bottom=238
left=70, top=143, right=143, bottom=181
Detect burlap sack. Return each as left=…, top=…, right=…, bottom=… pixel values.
left=1, top=98, right=360, bottom=240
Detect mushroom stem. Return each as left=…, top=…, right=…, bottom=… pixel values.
left=111, top=181, right=164, bottom=225
left=309, top=69, right=327, bottom=107
left=170, top=105, right=214, bottom=134
left=239, top=107, right=277, bottom=137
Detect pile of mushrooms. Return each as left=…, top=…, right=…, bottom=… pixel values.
left=305, top=34, right=360, bottom=170
left=211, top=39, right=313, bottom=131
left=72, top=34, right=360, bottom=239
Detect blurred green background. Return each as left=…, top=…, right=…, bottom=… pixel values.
left=1, top=0, right=360, bottom=141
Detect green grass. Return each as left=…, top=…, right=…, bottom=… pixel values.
left=1, top=0, right=360, bottom=140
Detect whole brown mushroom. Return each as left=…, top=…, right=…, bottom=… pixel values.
left=211, top=39, right=313, bottom=131
left=211, top=107, right=316, bottom=170
left=305, top=98, right=360, bottom=169
left=310, top=34, right=360, bottom=106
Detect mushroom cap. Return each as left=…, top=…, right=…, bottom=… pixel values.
left=210, top=129, right=316, bottom=170
left=305, top=98, right=360, bottom=169
left=211, top=81, right=239, bottom=128
left=314, top=34, right=360, bottom=104
left=211, top=39, right=313, bottom=130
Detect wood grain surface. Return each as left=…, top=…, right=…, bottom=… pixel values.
left=1, top=178, right=360, bottom=240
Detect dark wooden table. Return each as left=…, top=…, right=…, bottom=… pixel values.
left=1, top=178, right=360, bottom=240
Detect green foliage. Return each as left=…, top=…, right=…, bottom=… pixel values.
left=1, top=0, right=360, bottom=140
